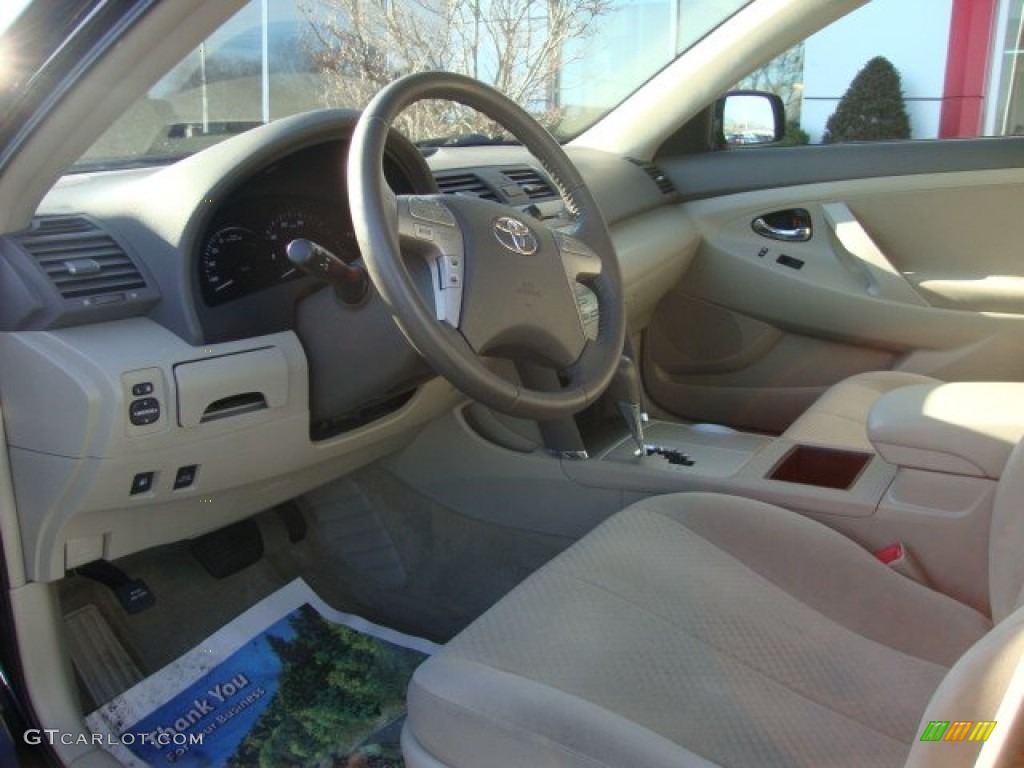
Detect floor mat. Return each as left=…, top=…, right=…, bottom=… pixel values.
left=85, top=578, right=435, bottom=768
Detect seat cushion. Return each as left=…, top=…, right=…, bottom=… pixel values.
left=405, top=493, right=990, bottom=768
left=783, top=371, right=939, bottom=450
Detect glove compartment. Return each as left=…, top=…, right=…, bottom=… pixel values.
left=174, top=347, right=288, bottom=428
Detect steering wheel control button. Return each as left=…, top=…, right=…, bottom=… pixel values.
left=493, top=216, right=538, bottom=255
left=574, top=284, right=600, bottom=340
left=555, top=232, right=602, bottom=282
left=440, top=254, right=463, bottom=285
left=129, top=397, right=161, bottom=426
left=173, top=465, right=199, bottom=490
left=409, top=197, right=456, bottom=227
left=557, top=233, right=590, bottom=255
left=130, top=471, right=155, bottom=496
left=131, top=382, right=154, bottom=397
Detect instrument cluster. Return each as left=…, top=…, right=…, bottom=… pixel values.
left=198, top=196, right=358, bottom=306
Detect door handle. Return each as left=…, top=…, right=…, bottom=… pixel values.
left=752, top=208, right=812, bottom=242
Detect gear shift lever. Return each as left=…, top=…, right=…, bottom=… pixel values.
left=607, top=355, right=695, bottom=465
left=609, top=356, right=648, bottom=455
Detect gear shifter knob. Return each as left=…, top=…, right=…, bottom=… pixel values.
left=610, top=356, right=645, bottom=408
left=610, top=355, right=648, bottom=454
left=619, top=402, right=647, bottom=455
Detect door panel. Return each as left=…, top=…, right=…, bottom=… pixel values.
left=646, top=144, right=1024, bottom=432
left=841, top=183, right=1024, bottom=313
left=646, top=294, right=896, bottom=432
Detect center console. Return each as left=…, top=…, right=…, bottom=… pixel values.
left=579, top=354, right=891, bottom=513
left=599, top=422, right=874, bottom=491
left=567, top=419, right=895, bottom=521
left=383, top=361, right=1024, bottom=617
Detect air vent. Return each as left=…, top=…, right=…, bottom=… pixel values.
left=17, top=216, right=146, bottom=300
left=502, top=167, right=557, bottom=200
left=434, top=171, right=497, bottom=200
left=629, top=159, right=677, bottom=195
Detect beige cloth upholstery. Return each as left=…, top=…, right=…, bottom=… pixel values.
left=990, top=440, right=1024, bottom=622
left=905, top=607, right=1024, bottom=768
left=783, top=371, right=939, bottom=450
left=405, top=493, right=998, bottom=768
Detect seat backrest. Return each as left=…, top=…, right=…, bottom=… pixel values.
left=904, top=606, right=1024, bottom=767
left=990, top=439, right=1024, bottom=623
left=904, top=439, right=1024, bottom=766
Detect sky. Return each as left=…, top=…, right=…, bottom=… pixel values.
left=0, top=0, right=29, bottom=87
left=0, top=0, right=30, bottom=36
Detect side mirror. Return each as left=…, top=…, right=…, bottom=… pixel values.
left=716, top=91, right=785, bottom=147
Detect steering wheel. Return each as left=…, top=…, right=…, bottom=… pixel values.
left=348, top=71, right=626, bottom=420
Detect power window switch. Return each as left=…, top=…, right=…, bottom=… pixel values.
left=776, top=253, right=805, bottom=270
left=173, top=465, right=199, bottom=490
left=130, top=471, right=155, bottom=496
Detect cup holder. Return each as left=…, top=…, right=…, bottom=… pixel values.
left=769, top=445, right=871, bottom=490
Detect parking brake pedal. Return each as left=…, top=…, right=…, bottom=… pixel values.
left=75, top=560, right=156, bottom=614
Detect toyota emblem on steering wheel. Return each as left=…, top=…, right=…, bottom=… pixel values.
left=493, top=216, right=538, bottom=255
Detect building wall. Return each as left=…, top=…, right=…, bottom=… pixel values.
left=801, top=0, right=955, bottom=142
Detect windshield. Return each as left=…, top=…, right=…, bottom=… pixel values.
left=73, top=0, right=751, bottom=171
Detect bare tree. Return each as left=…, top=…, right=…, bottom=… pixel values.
left=301, top=0, right=610, bottom=141
left=737, top=43, right=805, bottom=121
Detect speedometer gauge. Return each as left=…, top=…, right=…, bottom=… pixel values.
left=265, top=207, right=354, bottom=265
left=199, top=226, right=283, bottom=306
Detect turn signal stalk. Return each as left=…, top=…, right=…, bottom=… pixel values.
left=286, top=238, right=369, bottom=305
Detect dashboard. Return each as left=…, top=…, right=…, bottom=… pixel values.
left=0, top=109, right=695, bottom=582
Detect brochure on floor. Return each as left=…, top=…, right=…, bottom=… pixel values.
left=85, top=578, right=437, bottom=767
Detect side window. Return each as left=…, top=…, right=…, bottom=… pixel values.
left=730, top=0, right=1023, bottom=145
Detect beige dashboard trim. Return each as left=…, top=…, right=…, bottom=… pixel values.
left=0, top=319, right=461, bottom=581
left=614, top=204, right=697, bottom=331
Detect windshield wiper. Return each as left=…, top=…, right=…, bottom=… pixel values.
left=416, top=134, right=521, bottom=148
